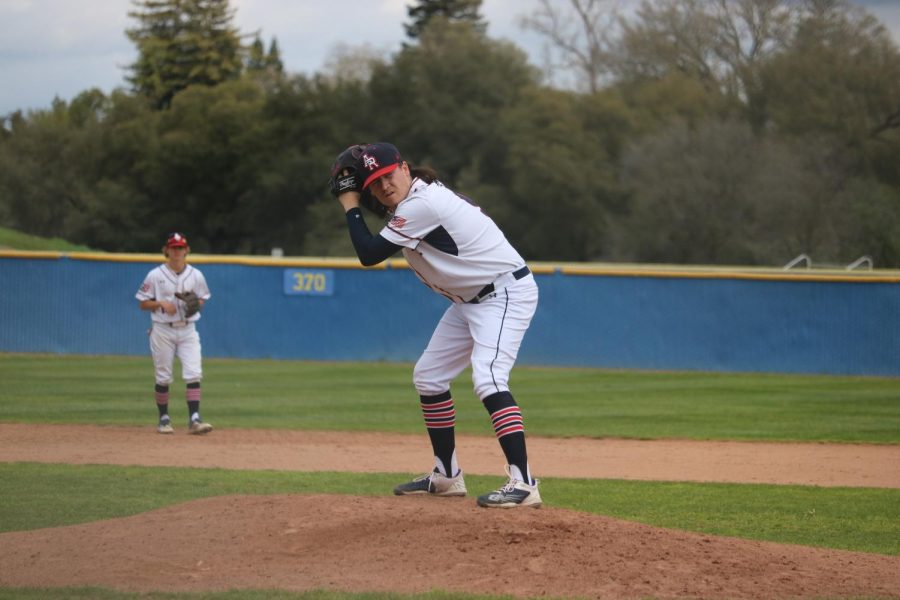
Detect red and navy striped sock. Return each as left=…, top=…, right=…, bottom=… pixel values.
left=483, top=391, right=533, bottom=484
left=421, top=391, right=457, bottom=476
left=186, top=382, right=201, bottom=417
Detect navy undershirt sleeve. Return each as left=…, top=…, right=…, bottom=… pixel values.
left=345, top=207, right=403, bottom=266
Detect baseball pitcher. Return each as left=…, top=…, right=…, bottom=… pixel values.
left=330, top=143, right=541, bottom=508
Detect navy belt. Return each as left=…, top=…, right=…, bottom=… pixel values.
left=468, top=266, right=530, bottom=304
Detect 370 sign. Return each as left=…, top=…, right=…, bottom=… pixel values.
left=283, top=269, right=334, bottom=296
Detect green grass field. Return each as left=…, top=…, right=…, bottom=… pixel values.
left=3, top=354, right=898, bottom=442
left=1, top=353, right=899, bottom=599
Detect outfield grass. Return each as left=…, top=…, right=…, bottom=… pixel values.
left=2, top=354, right=899, bottom=442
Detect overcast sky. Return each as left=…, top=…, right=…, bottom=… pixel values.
left=1, top=0, right=898, bottom=117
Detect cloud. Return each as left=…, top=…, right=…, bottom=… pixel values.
left=0, top=0, right=131, bottom=58
left=232, top=0, right=419, bottom=72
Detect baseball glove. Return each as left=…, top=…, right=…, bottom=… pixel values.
left=175, top=291, right=201, bottom=318
left=330, top=144, right=366, bottom=197
left=330, top=144, right=391, bottom=218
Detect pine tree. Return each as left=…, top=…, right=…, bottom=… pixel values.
left=266, top=38, right=284, bottom=74
left=246, top=35, right=284, bottom=75
left=405, top=0, right=486, bottom=40
left=126, top=0, right=244, bottom=109
left=247, top=36, right=266, bottom=71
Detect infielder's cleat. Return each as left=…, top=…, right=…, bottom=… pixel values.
left=157, top=416, right=174, bottom=434
left=188, top=418, right=213, bottom=435
left=393, top=470, right=467, bottom=496
left=477, top=474, right=542, bottom=509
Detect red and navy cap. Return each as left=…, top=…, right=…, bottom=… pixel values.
left=359, top=143, right=403, bottom=190
left=165, top=232, right=188, bottom=248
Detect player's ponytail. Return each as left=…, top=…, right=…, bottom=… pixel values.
left=410, top=165, right=439, bottom=184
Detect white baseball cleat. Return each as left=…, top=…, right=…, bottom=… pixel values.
left=188, top=418, right=213, bottom=434
left=157, top=416, right=174, bottom=434
left=393, top=470, right=467, bottom=496
left=477, top=466, right=542, bottom=508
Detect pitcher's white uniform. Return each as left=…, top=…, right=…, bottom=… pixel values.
left=380, top=178, right=538, bottom=401
left=339, top=141, right=541, bottom=507
left=135, top=263, right=211, bottom=385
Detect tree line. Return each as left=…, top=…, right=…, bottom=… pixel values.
left=1, top=0, right=898, bottom=267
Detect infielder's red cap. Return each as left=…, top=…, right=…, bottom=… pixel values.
left=165, top=232, right=188, bottom=248
left=360, top=142, right=403, bottom=190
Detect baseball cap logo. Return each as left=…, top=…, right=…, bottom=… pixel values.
left=359, top=142, right=403, bottom=190
left=362, top=154, right=380, bottom=171
left=166, top=232, right=188, bottom=247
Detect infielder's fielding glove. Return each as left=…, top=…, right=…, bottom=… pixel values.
left=175, top=291, right=201, bottom=318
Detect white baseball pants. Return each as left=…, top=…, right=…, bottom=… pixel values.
left=414, top=274, right=538, bottom=400
left=149, top=323, right=203, bottom=385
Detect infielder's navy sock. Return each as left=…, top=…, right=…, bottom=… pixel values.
left=420, top=391, right=457, bottom=476
left=482, top=391, right=533, bottom=485
left=155, top=384, right=169, bottom=417
left=186, top=382, right=201, bottom=417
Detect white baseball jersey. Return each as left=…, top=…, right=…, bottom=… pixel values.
left=379, top=178, right=526, bottom=303
left=135, top=264, right=211, bottom=323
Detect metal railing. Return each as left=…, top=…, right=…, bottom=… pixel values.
left=784, top=254, right=874, bottom=271
left=846, top=256, right=873, bottom=271
left=783, top=254, right=811, bottom=270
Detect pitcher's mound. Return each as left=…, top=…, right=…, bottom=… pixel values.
left=2, top=494, right=899, bottom=599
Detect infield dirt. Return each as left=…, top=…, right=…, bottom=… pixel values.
left=1, top=423, right=899, bottom=599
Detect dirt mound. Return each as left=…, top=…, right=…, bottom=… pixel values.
left=2, top=494, right=899, bottom=599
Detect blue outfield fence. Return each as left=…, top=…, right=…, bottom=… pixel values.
left=1, top=251, right=899, bottom=376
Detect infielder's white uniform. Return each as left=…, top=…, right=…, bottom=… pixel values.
left=380, top=178, right=538, bottom=401
left=135, top=264, right=211, bottom=385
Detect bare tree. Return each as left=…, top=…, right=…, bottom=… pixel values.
left=611, top=0, right=795, bottom=130
left=709, top=0, right=795, bottom=129
left=617, top=1, right=792, bottom=82
left=321, top=43, right=391, bottom=83
left=791, top=0, right=900, bottom=139
left=519, top=0, right=623, bottom=93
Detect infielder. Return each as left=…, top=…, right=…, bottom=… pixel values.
left=136, top=232, right=213, bottom=435
left=330, top=143, right=541, bottom=508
